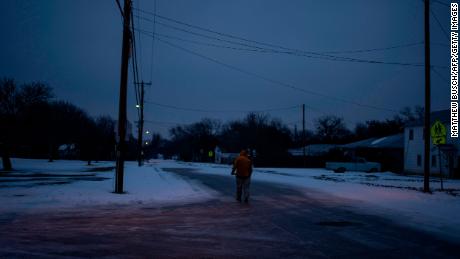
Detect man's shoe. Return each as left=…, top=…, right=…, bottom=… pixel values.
left=244, top=198, right=249, bottom=203
left=236, top=198, right=242, bottom=202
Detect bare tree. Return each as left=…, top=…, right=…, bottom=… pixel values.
left=315, top=115, right=351, bottom=143
left=0, top=79, right=54, bottom=170
left=0, top=78, right=16, bottom=171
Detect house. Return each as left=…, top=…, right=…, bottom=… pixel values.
left=404, top=110, right=459, bottom=177
left=214, top=146, right=239, bottom=164
left=288, top=144, right=339, bottom=157
left=287, top=144, right=340, bottom=167
left=58, top=144, right=77, bottom=159
left=340, top=133, right=404, bottom=172
left=214, top=146, right=222, bottom=163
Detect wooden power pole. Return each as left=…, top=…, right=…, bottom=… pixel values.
left=423, top=0, right=431, bottom=193
left=302, top=104, right=306, bottom=167
left=136, top=81, right=151, bottom=166
left=115, top=0, right=132, bottom=194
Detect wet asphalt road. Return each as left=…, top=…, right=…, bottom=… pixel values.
left=0, top=167, right=458, bottom=258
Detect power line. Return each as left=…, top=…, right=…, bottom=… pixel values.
left=156, top=38, right=399, bottom=113
left=131, top=6, right=147, bottom=167
left=432, top=0, right=450, bottom=7
left=138, top=29, right=427, bottom=59
left=145, top=100, right=300, bottom=113
left=149, top=0, right=157, bottom=83
left=138, top=30, right=449, bottom=76
left=130, top=10, right=141, bottom=120
left=135, top=14, right=267, bottom=52
left=133, top=9, right=446, bottom=68
left=136, top=14, right=425, bottom=55
left=134, top=9, right=369, bottom=57
left=144, top=100, right=325, bottom=129
left=152, top=20, right=429, bottom=66
left=131, top=54, right=140, bottom=119
left=320, top=41, right=425, bottom=54
left=145, top=119, right=189, bottom=126
left=157, top=21, right=427, bottom=66
left=135, top=0, right=143, bottom=80
left=153, top=19, right=275, bottom=53
left=430, top=8, right=449, bottom=39
left=431, top=42, right=449, bottom=47
left=431, top=67, right=449, bottom=83
left=137, top=29, right=271, bottom=52
left=115, top=0, right=124, bottom=17
left=133, top=9, right=287, bottom=50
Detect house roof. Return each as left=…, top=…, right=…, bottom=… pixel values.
left=405, top=109, right=450, bottom=127
left=341, top=133, right=404, bottom=149
left=289, top=134, right=404, bottom=155
left=288, top=144, right=338, bottom=156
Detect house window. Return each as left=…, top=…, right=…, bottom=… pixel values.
left=432, top=155, right=437, bottom=168
left=417, top=155, right=422, bottom=167
left=409, top=129, right=414, bottom=140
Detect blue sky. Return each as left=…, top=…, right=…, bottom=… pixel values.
left=0, top=0, right=450, bottom=137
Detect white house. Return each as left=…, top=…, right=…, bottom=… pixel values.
left=214, top=146, right=239, bottom=164
left=404, top=110, right=459, bottom=177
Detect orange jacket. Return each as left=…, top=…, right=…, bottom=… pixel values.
left=232, top=151, right=253, bottom=177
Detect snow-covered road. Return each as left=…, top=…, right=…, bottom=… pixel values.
left=1, top=158, right=459, bottom=257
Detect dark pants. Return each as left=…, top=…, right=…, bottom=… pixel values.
left=236, top=176, right=251, bottom=201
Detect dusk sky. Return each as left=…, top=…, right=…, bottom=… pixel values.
left=0, top=0, right=450, bottom=138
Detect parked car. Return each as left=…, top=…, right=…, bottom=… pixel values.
left=325, top=157, right=381, bottom=173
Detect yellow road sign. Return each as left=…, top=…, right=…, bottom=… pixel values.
left=431, top=120, right=447, bottom=145
left=433, top=136, right=446, bottom=145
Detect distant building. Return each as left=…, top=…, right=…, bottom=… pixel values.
left=58, top=144, right=77, bottom=159
left=214, top=146, right=222, bottom=163
left=288, top=144, right=339, bottom=157
left=340, top=134, right=404, bottom=172
left=214, top=146, right=239, bottom=164
left=404, top=110, right=459, bottom=177
left=287, top=144, right=341, bottom=168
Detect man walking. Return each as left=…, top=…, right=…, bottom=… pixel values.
left=231, top=149, right=253, bottom=203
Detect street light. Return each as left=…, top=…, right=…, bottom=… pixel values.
left=145, top=130, right=150, bottom=134
left=135, top=104, right=140, bottom=108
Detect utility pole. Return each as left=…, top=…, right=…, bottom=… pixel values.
left=423, top=0, right=431, bottom=193
left=136, top=81, right=151, bottom=166
left=302, top=104, right=306, bottom=167
left=115, top=0, right=132, bottom=194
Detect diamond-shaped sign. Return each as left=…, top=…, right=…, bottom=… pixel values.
left=431, top=120, right=447, bottom=145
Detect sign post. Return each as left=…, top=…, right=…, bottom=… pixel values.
left=430, top=120, right=447, bottom=145
left=430, top=120, right=447, bottom=190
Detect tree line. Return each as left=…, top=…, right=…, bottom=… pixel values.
left=0, top=78, right=123, bottom=170
left=1, top=78, right=423, bottom=170
left=146, top=108, right=423, bottom=166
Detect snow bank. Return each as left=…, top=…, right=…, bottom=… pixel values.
left=0, top=159, right=216, bottom=213
left=2, top=158, right=459, bottom=241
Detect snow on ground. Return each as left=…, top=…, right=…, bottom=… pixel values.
left=2, top=158, right=460, bottom=241
left=0, top=158, right=217, bottom=213
left=161, top=160, right=460, bottom=241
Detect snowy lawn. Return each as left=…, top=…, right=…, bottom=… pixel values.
left=165, top=160, right=460, bottom=241
left=0, top=158, right=217, bottom=213
left=2, top=158, right=460, bottom=241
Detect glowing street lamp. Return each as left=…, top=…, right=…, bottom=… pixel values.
left=145, top=130, right=150, bottom=134
left=135, top=104, right=140, bottom=108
